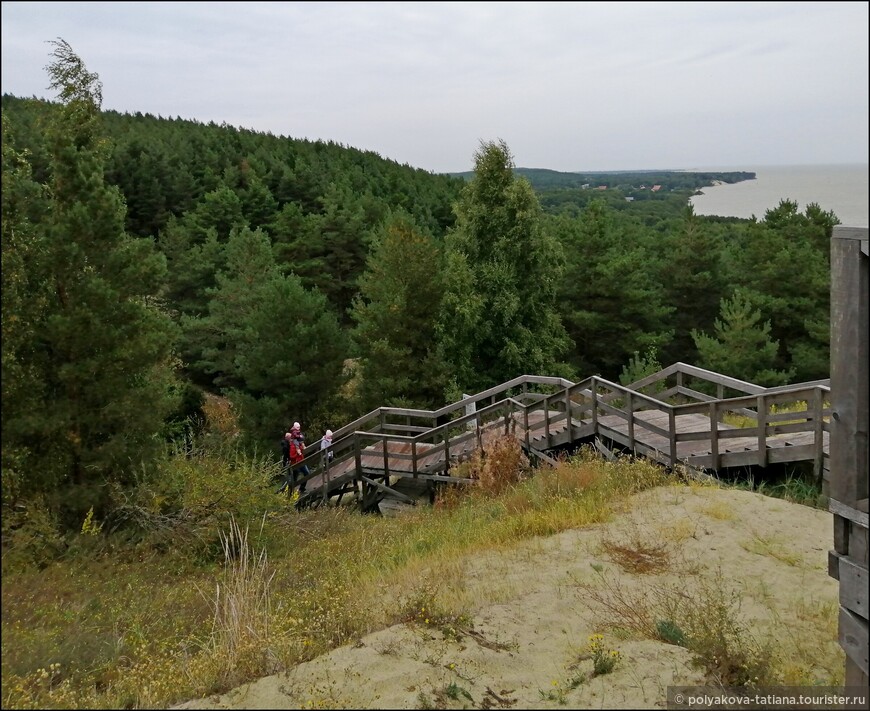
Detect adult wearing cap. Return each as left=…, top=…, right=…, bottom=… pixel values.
left=289, top=422, right=309, bottom=493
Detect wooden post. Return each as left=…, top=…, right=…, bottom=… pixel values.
left=710, top=401, right=720, bottom=471
left=668, top=409, right=677, bottom=469
left=543, top=395, right=551, bottom=449
left=813, top=386, right=825, bottom=485
left=323, top=450, right=330, bottom=506
left=592, top=379, right=599, bottom=432
left=354, top=436, right=363, bottom=502
left=443, top=427, right=450, bottom=475
left=523, top=403, right=530, bottom=452
left=382, top=436, right=389, bottom=477
left=757, top=395, right=768, bottom=467
left=564, top=388, right=573, bottom=440
left=626, top=391, right=635, bottom=454
left=829, top=225, right=869, bottom=687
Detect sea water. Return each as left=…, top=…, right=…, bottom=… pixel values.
left=689, top=164, right=869, bottom=227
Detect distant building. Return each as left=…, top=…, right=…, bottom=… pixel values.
left=597, top=185, right=607, bottom=190
left=651, top=184, right=662, bottom=192
left=625, top=197, right=634, bottom=202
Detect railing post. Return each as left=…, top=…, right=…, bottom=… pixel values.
left=668, top=408, right=677, bottom=469
left=412, top=440, right=418, bottom=478
left=710, top=401, right=720, bottom=471
left=592, top=379, right=599, bottom=433
left=523, top=404, right=530, bottom=452
left=627, top=391, right=635, bottom=454
left=757, top=395, right=768, bottom=467
left=543, top=395, right=551, bottom=449
left=383, top=435, right=389, bottom=477
left=564, top=387, right=572, bottom=440
left=813, top=387, right=824, bottom=484
left=323, top=450, right=330, bottom=506
left=354, top=436, right=362, bottom=476
left=443, top=427, right=450, bottom=474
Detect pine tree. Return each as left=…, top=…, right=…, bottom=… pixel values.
left=659, top=206, right=726, bottom=365
left=190, top=226, right=348, bottom=444
left=438, top=140, right=570, bottom=391
left=1, top=116, right=52, bottom=504
left=692, top=290, right=794, bottom=386
left=351, top=214, right=447, bottom=409
left=556, top=200, right=672, bottom=378
left=3, top=40, right=179, bottom=518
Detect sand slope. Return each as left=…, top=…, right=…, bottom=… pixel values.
left=177, top=485, right=840, bottom=710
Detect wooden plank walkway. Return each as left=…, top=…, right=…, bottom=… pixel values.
left=292, top=364, right=832, bottom=510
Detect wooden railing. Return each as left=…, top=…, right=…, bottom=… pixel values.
left=295, top=363, right=832, bottom=497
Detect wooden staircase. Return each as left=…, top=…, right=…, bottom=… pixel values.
left=291, top=363, right=831, bottom=512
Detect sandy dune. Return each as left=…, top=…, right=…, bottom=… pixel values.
left=177, top=484, right=840, bottom=710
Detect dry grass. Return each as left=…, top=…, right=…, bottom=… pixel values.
left=740, top=531, right=805, bottom=567
left=0, top=441, right=838, bottom=709
left=574, top=568, right=776, bottom=686
left=198, top=516, right=277, bottom=686
left=600, top=537, right=671, bottom=574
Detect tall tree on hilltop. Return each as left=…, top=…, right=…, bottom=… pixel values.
left=1, top=40, right=179, bottom=521
left=437, top=140, right=571, bottom=392
left=351, top=213, right=448, bottom=410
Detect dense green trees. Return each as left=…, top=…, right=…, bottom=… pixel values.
left=187, top=226, right=348, bottom=444
left=658, top=206, right=727, bottom=365
left=556, top=200, right=672, bottom=376
left=722, top=199, right=834, bottom=382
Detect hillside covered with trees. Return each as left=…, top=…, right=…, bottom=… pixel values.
left=1, top=42, right=839, bottom=534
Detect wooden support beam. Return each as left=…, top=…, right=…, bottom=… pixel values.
left=360, top=476, right=417, bottom=505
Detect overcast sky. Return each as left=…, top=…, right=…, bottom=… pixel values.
left=2, top=1, right=868, bottom=174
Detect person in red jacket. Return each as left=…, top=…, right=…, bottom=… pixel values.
left=289, top=422, right=310, bottom=493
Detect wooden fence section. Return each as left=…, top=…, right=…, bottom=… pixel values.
left=827, top=225, right=869, bottom=687
left=293, top=364, right=831, bottom=511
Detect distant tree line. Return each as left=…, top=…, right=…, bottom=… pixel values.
left=0, top=42, right=839, bottom=528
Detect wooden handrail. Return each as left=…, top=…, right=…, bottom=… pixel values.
left=296, top=364, right=832, bottom=500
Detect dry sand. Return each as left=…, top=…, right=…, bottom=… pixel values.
left=177, top=484, right=840, bottom=709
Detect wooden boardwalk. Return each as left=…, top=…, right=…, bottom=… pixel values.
left=292, top=363, right=831, bottom=511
